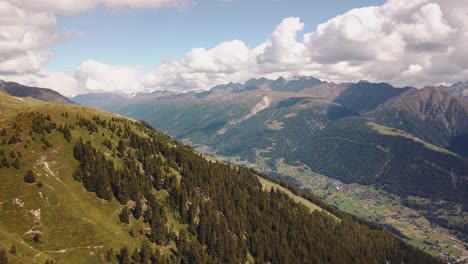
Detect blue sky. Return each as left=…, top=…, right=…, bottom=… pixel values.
left=48, top=0, right=385, bottom=71
left=2, top=0, right=466, bottom=95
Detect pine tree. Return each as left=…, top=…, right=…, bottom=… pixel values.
left=11, top=157, right=20, bottom=170
left=132, top=198, right=143, bottom=220
left=0, top=248, right=7, bottom=264
left=119, top=207, right=130, bottom=224
left=118, top=247, right=130, bottom=264
left=139, top=240, right=152, bottom=264
left=117, top=140, right=126, bottom=155
left=24, top=170, right=36, bottom=184
left=7, top=134, right=19, bottom=144
left=1, top=156, right=10, bottom=168
left=62, top=126, right=72, bottom=143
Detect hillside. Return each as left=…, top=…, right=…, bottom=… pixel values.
left=372, top=87, right=468, bottom=156
left=0, top=92, right=441, bottom=263
left=333, top=81, right=413, bottom=113
left=0, top=81, right=73, bottom=104
left=295, top=116, right=468, bottom=204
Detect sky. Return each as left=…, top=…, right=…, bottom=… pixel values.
left=0, top=0, right=467, bottom=96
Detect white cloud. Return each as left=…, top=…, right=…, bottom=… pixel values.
left=7, top=0, right=98, bottom=15
left=257, top=17, right=307, bottom=65
left=0, top=71, right=80, bottom=96
left=141, top=0, right=468, bottom=91
left=103, top=0, right=190, bottom=10
left=0, top=1, right=65, bottom=74
left=402, top=64, right=423, bottom=76
left=6, top=0, right=190, bottom=15
left=0, top=0, right=187, bottom=96
left=0, top=60, right=143, bottom=97
left=2, top=0, right=468, bottom=95
left=75, top=60, right=143, bottom=94
left=300, top=0, right=468, bottom=86
left=142, top=40, right=253, bottom=91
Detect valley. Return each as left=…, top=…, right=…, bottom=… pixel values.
left=200, top=146, right=468, bottom=262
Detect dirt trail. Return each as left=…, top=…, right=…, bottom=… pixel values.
left=44, top=245, right=104, bottom=253
left=40, top=156, right=63, bottom=183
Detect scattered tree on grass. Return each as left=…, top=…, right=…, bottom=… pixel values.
left=119, top=207, right=130, bottom=224
left=9, top=245, right=16, bottom=255
left=24, top=170, right=36, bottom=184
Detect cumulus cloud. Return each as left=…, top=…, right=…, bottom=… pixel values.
left=141, top=0, right=468, bottom=91
left=257, top=17, right=307, bottom=65
left=0, top=1, right=65, bottom=74
left=0, top=0, right=188, bottom=96
left=103, top=0, right=190, bottom=10
left=302, top=0, right=467, bottom=86
left=7, top=0, right=190, bottom=15
left=142, top=17, right=311, bottom=91
left=2, top=0, right=468, bottom=95
left=2, top=71, right=80, bottom=96
left=142, top=40, right=253, bottom=91
left=0, top=60, right=144, bottom=97
left=75, top=60, right=143, bottom=94
left=7, top=0, right=98, bottom=15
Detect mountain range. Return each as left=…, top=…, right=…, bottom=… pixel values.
left=72, top=76, right=468, bottom=259
left=0, top=84, right=443, bottom=263
left=73, top=77, right=468, bottom=198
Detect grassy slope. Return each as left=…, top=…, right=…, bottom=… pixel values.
left=367, top=122, right=458, bottom=156
left=0, top=93, right=178, bottom=263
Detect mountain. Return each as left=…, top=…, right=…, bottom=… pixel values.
left=295, top=116, right=468, bottom=203
left=72, top=92, right=130, bottom=112
left=0, top=80, right=73, bottom=104
left=439, top=81, right=468, bottom=100
left=270, top=76, right=324, bottom=92
left=333, top=81, right=413, bottom=113
left=0, top=90, right=442, bottom=263
left=372, top=87, right=468, bottom=156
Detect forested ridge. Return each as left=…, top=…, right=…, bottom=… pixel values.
left=0, top=94, right=441, bottom=263
left=295, top=117, right=468, bottom=205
